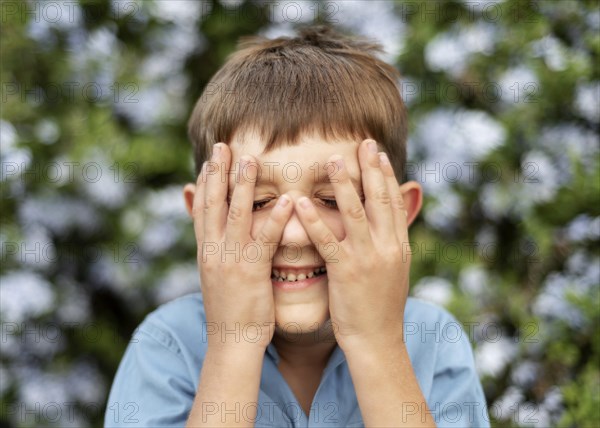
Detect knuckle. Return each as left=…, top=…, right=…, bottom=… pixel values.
left=392, top=196, right=405, bottom=211
left=200, top=257, right=218, bottom=273
left=204, top=194, right=220, bottom=210
left=373, top=188, right=392, bottom=205
left=227, top=202, right=244, bottom=223
left=344, top=204, right=366, bottom=221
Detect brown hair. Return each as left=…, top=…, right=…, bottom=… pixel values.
left=187, top=25, right=408, bottom=182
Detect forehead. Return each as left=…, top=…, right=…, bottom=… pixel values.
left=227, top=130, right=362, bottom=190
left=229, top=129, right=360, bottom=163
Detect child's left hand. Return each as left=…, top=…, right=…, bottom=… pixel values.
left=295, top=139, right=411, bottom=352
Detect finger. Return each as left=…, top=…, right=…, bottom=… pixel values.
left=225, top=156, right=259, bottom=242
left=358, top=139, right=395, bottom=239
left=203, top=143, right=230, bottom=241
left=378, top=151, right=408, bottom=243
left=294, top=196, right=342, bottom=264
left=192, top=161, right=208, bottom=245
left=326, top=154, right=370, bottom=246
left=253, top=194, right=294, bottom=259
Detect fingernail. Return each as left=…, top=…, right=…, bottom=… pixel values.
left=335, top=157, right=344, bottom=169
left=378, top=152, right=390, bottom=165
left=277, top=195, right=290, bottom=207
left=367, top=141, right=377, bottom=153
left=212, top=144, right=221, bottom=160
left=298, top=197, right=311, bottom=209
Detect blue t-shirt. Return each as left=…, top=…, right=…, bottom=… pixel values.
left=104, top=293, right=490, bottom=427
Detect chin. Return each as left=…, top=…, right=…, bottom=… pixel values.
left=273, top=284, right=331, bottom=342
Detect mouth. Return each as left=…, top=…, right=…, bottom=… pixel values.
left=271, top=266, right=327, bottom=282
left=271, top=266, right=327, bottom=291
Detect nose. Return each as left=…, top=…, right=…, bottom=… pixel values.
left=279, top=207, right=311, bottom=248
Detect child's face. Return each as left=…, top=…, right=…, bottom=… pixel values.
left=226, top=130, right=368, bottom=337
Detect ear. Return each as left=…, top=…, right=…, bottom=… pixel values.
left=183, top=183, right=196, bottom=218
left=398, top=180, right=423, bottom=227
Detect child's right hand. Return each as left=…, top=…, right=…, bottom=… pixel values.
left=191, top=143, right=294, bottom=352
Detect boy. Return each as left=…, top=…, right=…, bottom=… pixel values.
left=105, top=26, right=489, bottom=427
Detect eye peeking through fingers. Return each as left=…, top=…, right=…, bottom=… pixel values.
left=252, top=198, right=273, bottom=211
left=226, top=196, right=275, bottom=212
left=319, top=198, right=338, bottom=209
left=225, top=196, right=366, bottom=212
left=247, top=198, right=339, bottom=212
left=316, top=196, right=366, bottom=210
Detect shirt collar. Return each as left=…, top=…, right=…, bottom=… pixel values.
left=323, top=344, right=346, bottom=374
left=265, top=341, right=347, bottom=373
left=265, top=342, right=280, bottom=364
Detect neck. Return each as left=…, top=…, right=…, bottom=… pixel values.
left=272, top=325, right=337, bottom=369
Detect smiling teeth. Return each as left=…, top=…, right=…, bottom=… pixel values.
left=272, top=267, right=326, bottom=282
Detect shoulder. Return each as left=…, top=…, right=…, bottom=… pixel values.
left=403, top=298, right=489, bottom=426
left=404, top=297, right=463, bottom=331
left=403, top=297, right=477, bottom=370
left=404, top=296, right=463, bottom=327
left=105, top=293, right=206, bottom=426
left=134, top=292, right=207, bottom=359
left=142, top=292, right=206, bottom=328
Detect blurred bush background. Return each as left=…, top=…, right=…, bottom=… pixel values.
left=1, top=0, right=598, bottom=426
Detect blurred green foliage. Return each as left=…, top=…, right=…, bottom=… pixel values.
left=1, top=0, right=598, bottom=427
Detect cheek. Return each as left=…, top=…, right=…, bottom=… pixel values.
left=319, top=209, right=346, bottom=241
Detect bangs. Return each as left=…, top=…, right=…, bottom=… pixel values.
left=188, top=28, right=407, bottom=181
